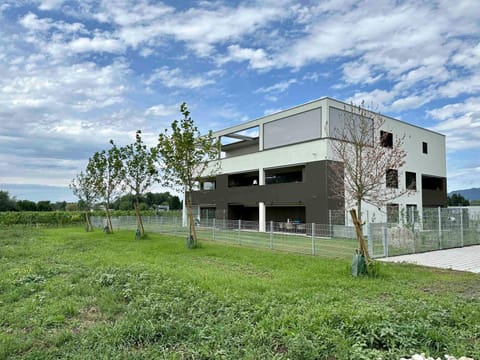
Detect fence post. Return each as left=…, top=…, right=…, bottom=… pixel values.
left=311, top=223, right=316, bottom=256
left=329, top=210, right=333, bottom=238
left=367, top=221, right=373, bottom=258
left=382, top=225, right=388, bottom=258
left=269, top=221, right=273, bottom=249
left=238, top=219, right=241, bottom=245
left=438, top=207, right=442, bottom=249
left=212, top=218, right=216, bottom=241
left=460, top=208, right=464, bottom=247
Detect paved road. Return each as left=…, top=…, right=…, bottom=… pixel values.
left=380, top=245, right=480, bottom=273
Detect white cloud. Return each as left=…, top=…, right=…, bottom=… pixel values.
left=145, top=67, right=220, bottom=89
left=37, top=0, right=66, bottom=10
left=221, top=45, right=276, bottom=69
left=255, top=79, right=297, bottom=94
left=429, top=97, right=480, bottom=150
left=145, top=104, right=178, bottom=117
left=69, top=36, right=125, bottom=54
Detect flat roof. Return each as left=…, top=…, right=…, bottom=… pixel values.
left=213, top=96, right=445, bottom=138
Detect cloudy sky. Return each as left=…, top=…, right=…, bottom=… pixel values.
left=1, top=0, right=479, bottom=202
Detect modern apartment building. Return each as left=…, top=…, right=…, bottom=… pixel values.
left=189, top=97, right=447, bottom=227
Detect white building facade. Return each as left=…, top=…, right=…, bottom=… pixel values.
left=190, top=97, right=447, bottom=226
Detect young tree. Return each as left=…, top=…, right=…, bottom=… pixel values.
left=70, top=170, right=97, bottom=231
left=157, top=102, right=220, bottom=247
left=329, top=102, right=409, bottom=257
left=86, top=141, right=124, bottom=233
left=120, top=130, right=161, bottom=237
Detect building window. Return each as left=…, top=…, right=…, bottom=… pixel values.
left=380, top=131, right=393, bottom=148
left=202, top=180, right=216, bottom=191
left=406, top=204, right=417, bottom=224
left=422, top=142, right=428, bottom=154
left=387, top=203, right=399, bottom=224
left=228, top=171, right=259, bottom=187
left=265, top=166, right=304, bottom=185
left=386, top=169, right=398, bottom=188
left=405, top=171, right=416, bottom=190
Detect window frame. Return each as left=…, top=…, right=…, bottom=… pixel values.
left=386, top=169, right=399, bottom=188
left=422, top=141, right=428, bottom=154
left=380, top=130, right=393, bottom=148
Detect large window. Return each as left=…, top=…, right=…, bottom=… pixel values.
left=265, top=166, right=304, bottom=185
left=380, top=131, right=393, bottom=148
left=387, top=203, right=399, bottom=224
left=386, top=169, right=398, bottom=188
left=228, top=171, right=259, bottom=187
left=405, top=171, right=416, bottom=190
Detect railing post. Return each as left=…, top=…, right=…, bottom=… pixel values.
left=438, top=207, right=442, bottom=249
left=311, top=223, right=315, bottom=256
left=269, top=221, right=273, bottom=249
left=238, top=219, right=241, bottom=245
left=212, top=218, right=216, bottom=241
left=329, top=210, right=333, bottom=238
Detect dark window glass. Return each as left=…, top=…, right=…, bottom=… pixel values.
left=422, top=142, right=428, bottom=154
left=380, top=131, right=393, bottom=148
left=386, top=169, right=398, bottom=188
left=406, top=171, right=416, bottom=190
left=387, top=203, right=399, bottom=224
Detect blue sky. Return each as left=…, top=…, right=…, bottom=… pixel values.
left=0, top=0, right=479, bottom=202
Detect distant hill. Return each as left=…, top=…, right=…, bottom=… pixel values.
left=449, top=188, right=480, bottom=201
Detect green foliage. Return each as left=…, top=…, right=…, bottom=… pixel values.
left=86, top=141, right=124, bottom=233
left=0, top=211, right=83, bottom=226
left=16, top=199, right=37, bottom=211
left=1, top=227, right=479, bottom=359
left=157, top=102, right=219, bottom=245
left=448, top=193, right=470, bottom=206
left=119, top=130, right=161, bottom=236
left=0, top=190, right=18, bottom=211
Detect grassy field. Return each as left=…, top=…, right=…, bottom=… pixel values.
left=1, top=227, right=479, bottom=359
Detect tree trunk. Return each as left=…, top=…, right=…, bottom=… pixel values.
left=350, top=209, right=370, bottom=260
left=134, top=199, right=145, bottom=237
left=85, top=210, right=93, bottom=232
left=105, top=202, right=113, bottom=233
left=186, top=194, right=198, bottom=246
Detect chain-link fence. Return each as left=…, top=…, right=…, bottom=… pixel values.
left=91, top=207, right=480, bottom=259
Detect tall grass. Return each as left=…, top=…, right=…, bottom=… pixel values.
left=1, top=227, right=479, bottom=359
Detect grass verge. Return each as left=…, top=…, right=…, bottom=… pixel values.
left=1, top=227, right=479, bottom=359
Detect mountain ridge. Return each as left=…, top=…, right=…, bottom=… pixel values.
left=448, top=187, right=480, bottom=201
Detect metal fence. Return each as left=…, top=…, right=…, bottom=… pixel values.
left=91, top=207, right=480, bottom=259
left=91, top=216, right=358, bottom=259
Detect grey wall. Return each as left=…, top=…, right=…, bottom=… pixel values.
left=263, top=108, right=322, bottom=149
left=190, top=160, right=344, bottom=224
left=329, top=106, right=373, bottom=144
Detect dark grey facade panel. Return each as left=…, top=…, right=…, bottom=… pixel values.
left=263, top=108, right=322, bottom=149
left=190, top=160, right=344, bottom=224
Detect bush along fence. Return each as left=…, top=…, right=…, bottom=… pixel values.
left=91, top=207, right=480, bottom=259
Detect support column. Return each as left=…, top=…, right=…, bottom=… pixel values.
left=259, top=202, right=266, bottom=232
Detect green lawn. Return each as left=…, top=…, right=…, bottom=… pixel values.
left=1, top=227, right=479, bottom=359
